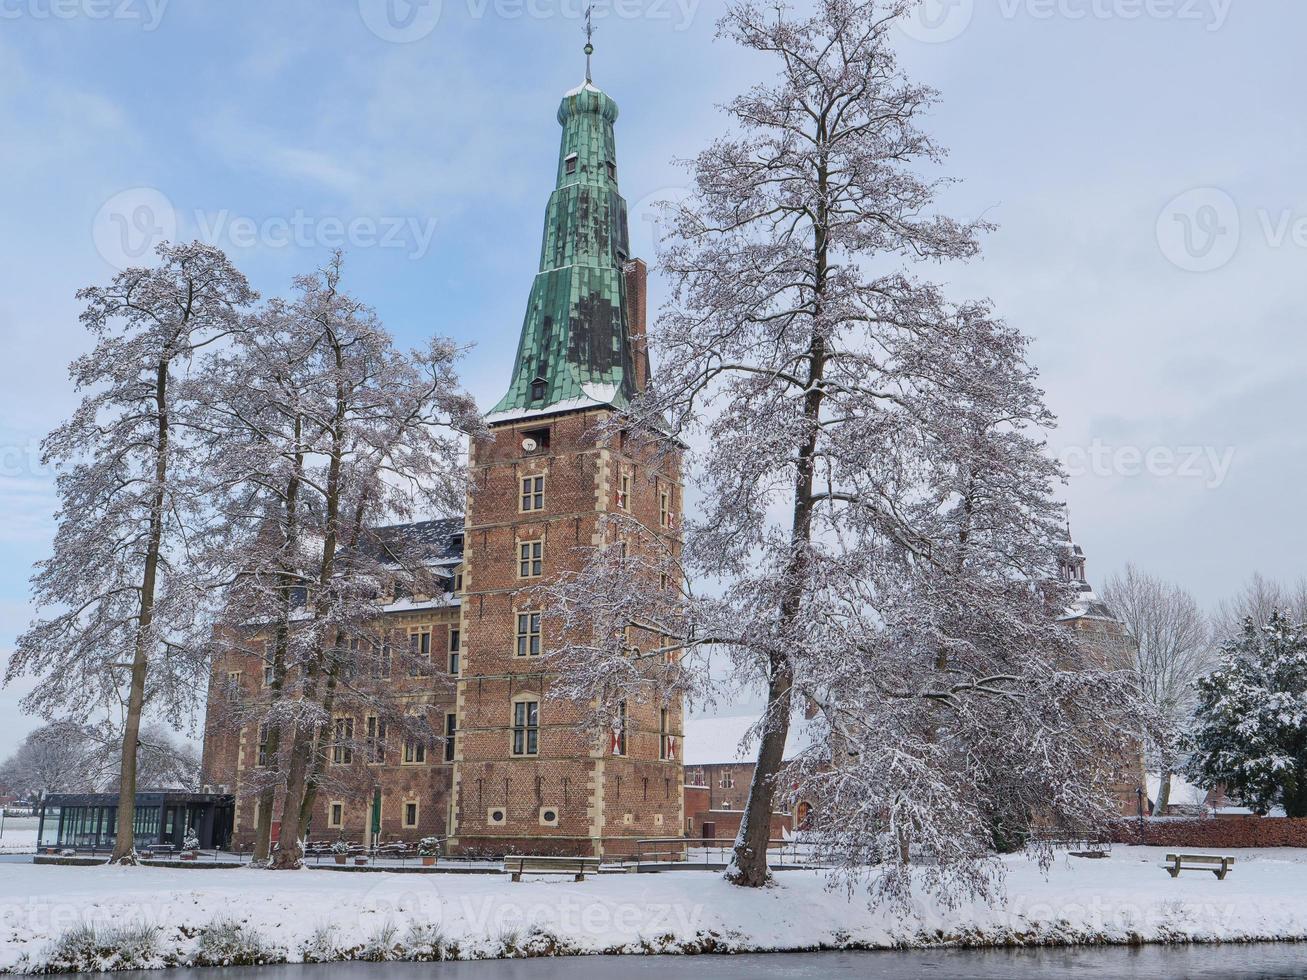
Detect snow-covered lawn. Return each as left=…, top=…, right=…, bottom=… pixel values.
left=0, top=819, right=37, bottom=856
left=2, top=846, right=1306, bottom=972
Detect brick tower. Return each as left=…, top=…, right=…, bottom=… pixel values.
left=449, top=66, right=684, bottom=856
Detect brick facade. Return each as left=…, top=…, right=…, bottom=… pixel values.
left=200, top=601, right=462, bottom=850
left=683, top=766, right=797, bottom=843
left=451, top=407, right=684, bottom=857
left=1063, top=612, right=1149, bottom=818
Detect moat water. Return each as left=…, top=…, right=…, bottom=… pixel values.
left=93, top=945, right=1307, bottom=979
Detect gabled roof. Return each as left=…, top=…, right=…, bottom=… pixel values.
left=682, top=714, right=816, bottom=767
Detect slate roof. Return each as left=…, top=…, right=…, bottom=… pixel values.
left=360, top=517, right=465, bottom=566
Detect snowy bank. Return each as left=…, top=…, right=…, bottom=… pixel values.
left=2, top=847, right=1305, bottom=972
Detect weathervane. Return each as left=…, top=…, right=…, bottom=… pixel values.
left=583, top=4, right=595, bottom=83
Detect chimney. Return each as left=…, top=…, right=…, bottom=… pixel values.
left=624, top=257, right=649, bottom=391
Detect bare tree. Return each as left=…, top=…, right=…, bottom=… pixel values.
left=545, top=0, right=1148, bottom=903
left=1214, top=573, right=1307, bottom=642
left=194, top=292, right=323, bottom=864
left=7, top=242, right=255, bottom=863
left=218, top=254, right=478, bottom=870
left=1101, top=565, right=1212, bottom=814
left=0, top=725, right=96, bottom=809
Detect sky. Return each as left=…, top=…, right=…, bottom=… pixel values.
left=1, top=0, right=1304, bottom=758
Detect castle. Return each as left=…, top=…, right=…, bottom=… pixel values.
left=198, top=66, right=1146, bottom=859
left=201, top=68, right=683, bottom=858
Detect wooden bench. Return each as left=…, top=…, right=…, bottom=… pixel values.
left=508, top=855, right=601, bottom=882
left=1162, top=853, right=1236, bottom=880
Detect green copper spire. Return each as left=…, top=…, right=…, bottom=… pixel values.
left=488, top=65, right=637, bottom=421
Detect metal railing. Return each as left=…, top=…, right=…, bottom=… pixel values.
left=39, top=835, right=846, bottom=872
left=615, top=837, right=840, bottom=869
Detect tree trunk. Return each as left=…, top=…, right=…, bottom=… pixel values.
left=111, top=358, right=170, bottom=865
left=726, top=152, right=830, bottom=888
left=253, top=434, right=303, bottom=865
left=297, top=656, right=340, bottom=842
left=726, top=677, right=793, bottom=886
left=1153, top=769, right=1173, bottom=816
left=269, top=702, right=317, bottom=869
left=270, top=343, right=346, bottom=870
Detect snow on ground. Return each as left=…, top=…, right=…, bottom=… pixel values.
left=2, top=847, right=1306, bottom=972
left=0, top=819, right=36, bottom=856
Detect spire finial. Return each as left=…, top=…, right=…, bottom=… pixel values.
left=583, top=4, right=595, bottom=83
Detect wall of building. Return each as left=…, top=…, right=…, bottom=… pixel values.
left=200, top=603, right=461, bottom=849
left=683, top=763, right=754, bottom=813
left=453, top=409, right=684, bottom=857
left=1067, top=614, right=1149, bottom=817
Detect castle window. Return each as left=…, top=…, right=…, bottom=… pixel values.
left=516, top=611, right=542, bottom=657
left=257, top=723, right=270, bottom=767
left=720, top=770, right=734, bottom=789
left=659, top=708, right=670, bottom=760
left=366, top=715, right=386, bottom=764
left=452, top=566, right=463, bottom=593
left=519, top=539, right=543, bottom=578
left=403, top=736, right=427, bottom=765
left=520, top=475, right=545, bottom=512
left=444, top=712, right=457, bottom=763
left=331, top=718, right=354, bottom=766
left=564, top=153, right=577, bottom=175
left=403, top=802, right=419, bottom=829
left=606, top=160, right=616, bottom=180
left=531, top=378, right=547, bottom=402
left=613, top=701, right=627, bottom=756
left=408, top=628, right=431, bottom=675
left=513, top=699, right=540, bottom=756
left=617, top=471, right=630, bottom=510
left=328, top=803, right=343, bottom=829
left=660, top=490, right=672, bottom=528
left=448, top=628, right=460, bottom=675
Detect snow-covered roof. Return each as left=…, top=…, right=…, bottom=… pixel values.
left=484, top=395, right=612, bottom=426
left=357, top=518, right=464, bottom=565
left=1058, top=580, right=1122, bottom=623
left=682, top=713, right=817, bottom=767
left=563, top=80, right=604, bottom=97
left=1146, top=773, right=1209, bottom=808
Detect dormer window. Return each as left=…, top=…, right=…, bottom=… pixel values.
left=531, top=378, right=546, bottom=402
left=565, top=154, right=578, bottom=175
left=606, top=161, right=616, bottom=180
